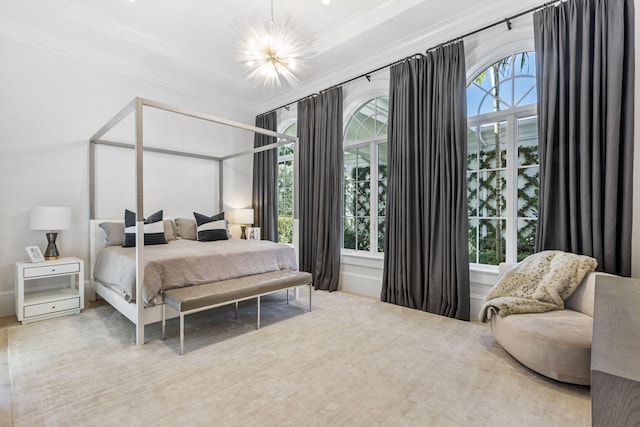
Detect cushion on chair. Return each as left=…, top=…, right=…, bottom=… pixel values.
left=491, top=309, right=593, bottom=385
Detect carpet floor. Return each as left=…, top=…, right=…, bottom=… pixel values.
left=7, top=289, right=590, bottom=426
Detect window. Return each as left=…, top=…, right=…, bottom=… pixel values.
left=343, top=97, right=388, bottom=254
left=277, top=123, right=296, bottom=244
left=466, top=52, right=539, bottom=265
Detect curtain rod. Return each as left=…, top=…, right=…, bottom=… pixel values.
left=265, top=0, right=561, bottom=115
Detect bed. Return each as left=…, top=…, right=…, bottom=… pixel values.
left=92, top=222, right=298, bottom=306
left=89, top=98, right=300, bottom=345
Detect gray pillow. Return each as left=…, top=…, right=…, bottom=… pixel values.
left=176, top=217, right=231, bottom=240
left=175, top=218, right=197, bottom=240
left=163, top=219, right=177, bottom=241
left=99, top=222, right=125, bottom=246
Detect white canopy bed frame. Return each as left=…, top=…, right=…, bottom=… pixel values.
left=89, top=97, right=298, bottom=346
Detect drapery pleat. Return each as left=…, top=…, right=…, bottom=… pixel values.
left=381, top=42, right=470, bottom=320
left=252, top=111, right=278, bottom=241
left=298, top=87, right=343, bottom=291
left=534, top=0, right=634, bottom=276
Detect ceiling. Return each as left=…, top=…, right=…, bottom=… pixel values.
left=1, top=0, right=541, bottom=112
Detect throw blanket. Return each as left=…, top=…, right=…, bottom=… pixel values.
left=479, top=251, right=597, bottom=322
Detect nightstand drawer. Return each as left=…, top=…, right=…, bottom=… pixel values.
left=24, top=297, right=80, bottom=318
left=23, top=262, right=80, bottom=279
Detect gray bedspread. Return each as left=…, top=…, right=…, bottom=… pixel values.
left=93, top=239, right=298, bottom=306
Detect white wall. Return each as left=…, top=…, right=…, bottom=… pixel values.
left=0, top=37, right=255, bottom=316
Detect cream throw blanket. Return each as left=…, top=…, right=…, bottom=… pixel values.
left=479, top=251, right=597, bottom=322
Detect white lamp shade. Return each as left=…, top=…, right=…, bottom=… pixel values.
left=232, top=208, right=254, bottom=225
left=30, top=206, right=72, bottom=231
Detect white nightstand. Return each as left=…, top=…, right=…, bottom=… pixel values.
left=15, top=257, right=84, bottom=324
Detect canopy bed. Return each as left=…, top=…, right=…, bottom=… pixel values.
left=89, top=97, right=300, bottom=346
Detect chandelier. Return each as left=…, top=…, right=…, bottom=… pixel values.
left=238, top=0, right=313, bottom=88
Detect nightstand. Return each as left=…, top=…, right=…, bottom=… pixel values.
left=15, top=257, right=84, bottom=324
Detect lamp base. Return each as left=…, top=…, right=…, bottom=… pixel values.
left=240, top=226, right=247, bottom=239
left=44, top=232, right=60, bottom=260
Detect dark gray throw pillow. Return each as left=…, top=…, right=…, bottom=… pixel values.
left=194, top=211, right=228, bottom=242
left=123, top=209, right=167, bottom=247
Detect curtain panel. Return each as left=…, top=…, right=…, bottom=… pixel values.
left=534, top=0, right=635, bottom=276
left=252, top=111, right=278, bottom=241
left=381, top=42, right=470, bottom=320
left=297, top=87, right=343, bottom=291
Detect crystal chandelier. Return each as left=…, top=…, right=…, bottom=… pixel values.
left=238, top=0, right=313, bottom=87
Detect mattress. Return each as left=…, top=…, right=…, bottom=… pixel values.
left=93, top=239, right=298, bottom=306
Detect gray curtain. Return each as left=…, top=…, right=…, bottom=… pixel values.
left=252, top=111, right=278, bottom=241
left=534, top=0, right=634, bottom=276
left=381, top=42, right=470, bottom=320
left=298, top=87, right=343, bottom=291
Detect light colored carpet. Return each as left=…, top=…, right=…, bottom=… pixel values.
left=7, top=290, right=590, bottom=426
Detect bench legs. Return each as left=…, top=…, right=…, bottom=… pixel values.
left=164, top=285, right=312, bottom=355
left=180, top=314, right=185, bottom=356
left=256, top=296, right=260, bottom=329
left=162, top=304, right=166, bottom=340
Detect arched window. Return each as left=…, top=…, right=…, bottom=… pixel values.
left=466, top=52, right=539, bottom=265
left=277, top=123, right=296, bottom=244
left=343, top=96, right=388, bottom=253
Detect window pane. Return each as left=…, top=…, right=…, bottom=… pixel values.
left=467, top=172, right=478, bottom=217
left=467, top=127, right=479, bottom=171
left=378, top=143, right=387, bottom=179
left=518, top=166, right=539, bottom=218
left=478, top=170, right=506, bottom=217
left=517, top=219, right=537, bottom=262
left=344, top=182, right=356, bottom=217
left=283, top=123, right=297, bottom=137
left=278, top=143, right=294, bottom=156
left=466, top=84, right=486, bottom=116
left=361, top=117, right=377, bottom=139
left=278, top=188, right=292, bottom=216
left=344, top=149, right=357, bottom=182
left=478, top=219, right=506, bottom=265
left=518, top=116, right=538, bottom=166
left=468, top=218, right=478, bottom=264
left=356, top=217, right=370, bottom=251
left=343, top=217, right=356, bottom=249
left=378, top=217, right=385, bottom=253
left=278, top=215, right=292, bottom=244
left=378, top=179, right=386, bottom=217
left=356, top=181, right=370, bottom=217
left=283, top=160, right=293, bottom=187
left=478, top=121, right=507, bottom=169
left=345, top=120, right=360, bottom=142
left=356, top=147, right=371, bottom=181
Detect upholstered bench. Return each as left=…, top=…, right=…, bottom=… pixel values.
left=162, top=269, right=313, bottom=354
left=491, top=264, right=612, bottom=385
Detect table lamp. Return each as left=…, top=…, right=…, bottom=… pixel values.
left=30, top=206, right=71, bottom=260
left=233, top=208, right=254, bottom=239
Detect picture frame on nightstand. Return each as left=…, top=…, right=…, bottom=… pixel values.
left=248, top=227, right=261, bottom=240
left=25, top=246, right=44, bottom=263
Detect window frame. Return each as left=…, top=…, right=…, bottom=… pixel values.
left=342, top=96, right=388, bottom=256
left=467, top=103, right=538, bottom=265
left=277, top=121, right=296, bottom=245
